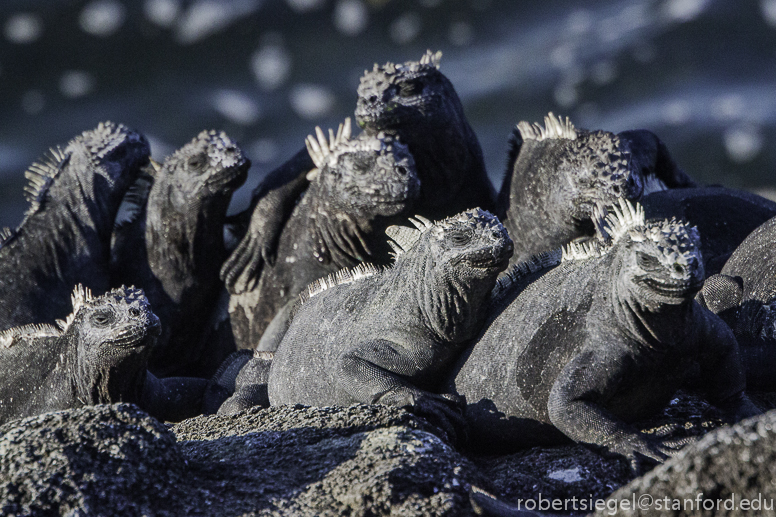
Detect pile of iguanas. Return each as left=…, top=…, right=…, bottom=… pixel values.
left=2, top=51, right=776, bottom=481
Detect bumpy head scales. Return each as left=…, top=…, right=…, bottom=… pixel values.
left=55, top=285, right=152, bottom=333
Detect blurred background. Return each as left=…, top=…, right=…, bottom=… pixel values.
left=1, top=0, right=775, bottom=227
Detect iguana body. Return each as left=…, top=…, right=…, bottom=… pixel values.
left=497, top=113, right=695, bottom=265
left=0, top=285, right=208, bottom=425
left=697, top=215, right=776, bottom=389
left=110, top=130, right=249, bottom=378
left=641, top=186, right=776, bottom=276
left=450, top=200, right=758, bottom=463
left=0, top=122, right=150, bottom=330
left=226, top=121, right=420, bottom=351
left=266, top=209, right=513, bottom=441
left=221, top=50, right=495, bottom=294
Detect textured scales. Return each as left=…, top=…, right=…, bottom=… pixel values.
left=253, top=209, right=513, bottom=443
left=223, top=123, right=421, bottom=353
left=0, top=122, right=150, bottom=331
left=497, top=112, right=695, bottom=265
left=110, top=130, right=249, bottom=378
left=356, top=50, right=496, bottom=217
left=450, top=200, right=759, bottom=464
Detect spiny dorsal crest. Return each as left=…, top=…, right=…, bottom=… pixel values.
left=418, top=49, right=442, bottom=69
left=385, top=214, right=434, bottom=256
left=305, top=118, right=353, bottom=179
left=517, top=112, right=577, bottom=142
left=23, top=146, right=70, bottom=217
left=56, top=284, right=95, bottom=332
left=0, top=323, right=61, bottom=348
left=0, top=227, right=15, bottom=247
left=561, top=198, right=645, bottom=262
left=492, top=250, right=562, bottom=301
left=301, top=263, right=381, bottom=303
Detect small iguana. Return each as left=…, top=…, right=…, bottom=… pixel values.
left=0, top=285, right=209, bottom=425
left=110, top=130, right=249, bottom=378
left=449, top=199, right=759, bottom=466
left=0, top=122, right=150, bottom=330
left=497, top=113, right=695, bottom=264
left=221, top=50, right=496, bottom=295
left=697, top=214, right=776, bottom=390
left=225, top=120, right=421, bottom=352
left=641, top=186, right=776, bottom=276
left=265, top=209, right=513, bottom=442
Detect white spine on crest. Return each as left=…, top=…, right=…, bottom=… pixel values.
left=305, top=118, right=352, bottom=172
left=561, top=198, right=646, bottom=262
left=385, top=214, right=435, bottom=256
left=23, top=146, right=69, bottom=216
left=56, top=284, right=95, bottom=332
left=517, top=112, right=577, bottom=142
left=0, top=323, right=61, bottom=348
left=302, top=263, right=380, bottom=303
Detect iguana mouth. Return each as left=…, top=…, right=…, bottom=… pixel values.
left=457, top=244, right=513, bottom=270
left=640, top=277, right=702, bottom=297
left=207, top=163, right=248, bottom=190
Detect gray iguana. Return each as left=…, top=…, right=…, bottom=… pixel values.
left=225, top=120, right=421, bottom=352
left=220, top=50, right=495, bottom=295
left=0, top=285, right=209, bottom=425
left=449, top=199, right=759, bottom=466
left=697, top=214, right=776, bottom=390
left=110, top=130, right=249, bottom=378
left=265, top=209, right=513, bottom=442
left=641, top=186, right=776, bottom=276
left=498, top=113, right=695, bottom=265
left=0, top=122, right=150, bottom=330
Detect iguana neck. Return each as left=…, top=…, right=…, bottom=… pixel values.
left=73, top=339, right=148, bottom=406
left=389, top=251, right=493, bottom=344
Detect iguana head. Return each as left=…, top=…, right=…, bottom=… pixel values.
left=58, top=285, right=161, bottom=404
left=23, top=121, right=150, bottom=217
left=157, top=130, right=249, bottom=212
left=588, top=200, right=704, bottom=307
left=511, top=114, right=643, bottom=236
left=386, top=209, right=513, bottom=340
left=307, top=119, right=420, bottom=218
left=355, top=50, right=460, bottom=132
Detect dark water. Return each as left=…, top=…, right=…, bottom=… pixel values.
left=1, top=0, right=775, bottom=227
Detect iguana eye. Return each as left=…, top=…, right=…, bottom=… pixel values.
left=636, top=252, right=661, bottom=271
left=187, top=153, right=207, bottom=172
left=448, top=229, right=473, bottom=247
left=398, top=81, right=421, bottom=98
left=91, top=310, right=115, bottom=327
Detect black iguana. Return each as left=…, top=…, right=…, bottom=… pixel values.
left=221, top=50, right=496, bottom=295
left=449, top=199, right=759, bottom=466
left=225, top=120, right=421, bottom=352
left=497, top=113, right=696, bottom=265
left=265, top=209, right=513, bottom=442
left=0, top=122, right=150, bottom=330
left=697, top=214, right=776, bottom=390
left=0, top=285, right=208, bottom=425
left=110, top=130, right=249, bottom=378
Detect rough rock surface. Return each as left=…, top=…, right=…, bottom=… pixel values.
left=597, top=408, right=776, bottom=516
left=0, top=403, right=184, bottom=516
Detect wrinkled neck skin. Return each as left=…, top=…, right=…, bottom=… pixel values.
left=389, top=243, right=496, bottom=345
left=146, top=182, right=230, bottom=302
left=72, top=332, right=150, bottom=407
left=607, top=253, right=693, bottom=352
left=306, top=184, right=377, bottom=268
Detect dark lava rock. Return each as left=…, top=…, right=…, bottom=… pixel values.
left=0, top=403, right=184, bottom=517
left=596, top=408, right=776, bottom=516
left=172, top=404, right=489, bottom=516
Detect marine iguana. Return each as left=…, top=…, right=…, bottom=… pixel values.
left=696, top=214, right=776, bottom=390
left=449, top=199, right=759, bottom=465
left=221, top=50, right=495, bottom=295
left=0, top=285, right=208, bottom=425
left=266, top=209, right=513, bottom=442
left=110, top=130, right=249, bottom=378
left=225, top=120, right=421, bottom=352
left=641, top=186, right=776, bottom=276
left=497, top=113, right=696, bottom=265
left=0, top=122, right=150, bottom=330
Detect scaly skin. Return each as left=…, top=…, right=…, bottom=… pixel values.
left=261, top=209, right=513, bottom=444
left=0, top=122, right=150, bottom=330
left=225, top=123, right=421, bottom=352
left=497, top=113, right=695, bottom=265
left=451, top=200, right=759, bottom=467
left=110, top=130, right=249, bottom=378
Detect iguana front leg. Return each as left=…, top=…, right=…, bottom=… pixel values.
left=547, top=351, right=675, bottom=469
left=336, top=340, right=466, bottom=443
left=221, top=147, right=314, bottom=294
